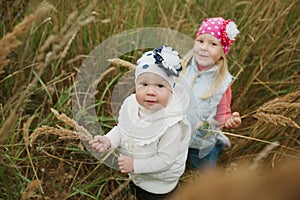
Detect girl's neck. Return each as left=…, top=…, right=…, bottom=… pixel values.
left=197, top=64, right=215, bottom=72
left=197, top=64, right=206, bottom=72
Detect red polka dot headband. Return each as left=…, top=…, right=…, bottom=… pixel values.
left=196, top=17, right=239, bottom=55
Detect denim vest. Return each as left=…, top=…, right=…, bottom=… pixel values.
left=180, top=58, right=232, bottom=158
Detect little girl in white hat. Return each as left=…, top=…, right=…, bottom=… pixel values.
left=89, top=46, right=191, bottom=199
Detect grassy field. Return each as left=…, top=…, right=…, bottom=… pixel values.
left=0, top=0, right=299, bottom=199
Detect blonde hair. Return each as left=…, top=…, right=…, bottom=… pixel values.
left=181, top=50, right=229, bottom=99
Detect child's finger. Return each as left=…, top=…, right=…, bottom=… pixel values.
left=232, top=112, right=240, bottom=118
left=118, top=155, right=125, bottom=162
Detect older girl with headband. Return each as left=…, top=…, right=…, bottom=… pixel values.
left=180, top=17, right=242, bottom=171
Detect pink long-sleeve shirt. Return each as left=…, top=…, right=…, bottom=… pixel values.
left=216, top=87, right=232, bottom=128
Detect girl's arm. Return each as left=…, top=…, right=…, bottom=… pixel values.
left=216, top=87, right=232, bottom=127
left=105, top=126, right=122, bottom=148
left=216, top=87, right=241, bottom=129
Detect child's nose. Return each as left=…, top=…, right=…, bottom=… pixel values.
left=200, top=43, right=208, bottom=50
left=146, top=85, right=156, bottom=95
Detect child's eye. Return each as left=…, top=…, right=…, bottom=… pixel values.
left=211, top=42, right=217, bottom=46
left=157, top=84, right=165, bottom=88
left=139, top=82, right=148, bottom=86
left=197, top=39, right=203, bottom=43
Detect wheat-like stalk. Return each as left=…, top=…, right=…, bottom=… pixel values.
left=0, top=1, right=98, bottom=145
left=49, top=108, right=77, bottom=128
left=257, top=90, right=300, bottom=113
left=253, top=112, right=300, bottom=129
left=246, top=90, right=300, bottom=129
left=29, top=108, right=93, bottom=146
left=36, top=4, right=97, bottom=65
left=30, top=108, right=122, bottom=166
left=29, top=126, right=79, bottom=146
left=257, top=102, right=300, bottom=113
left=88, top=57, right=136, bottom=97
left=202, top=128, right=299, bottom=153
left=0, top=2, right=54, bottom=70
left=0, top=2, right=54, bottom=144
left=50, top=108, right=93, bottom=140
left=249, top=141, right=280, bottom=170
left=107, top=58, right=136, bottom=70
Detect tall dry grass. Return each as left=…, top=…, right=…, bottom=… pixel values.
left=0, top=0, right=299, bottom=199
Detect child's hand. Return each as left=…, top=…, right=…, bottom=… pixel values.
left=225, top=112, right=241, bottom=129
left=118, top=155, right=134, bottom=174
left=88, top=135, right=111, bottom=153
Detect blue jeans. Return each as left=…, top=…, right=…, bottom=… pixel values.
left=188, top=140, right=225, bottom=171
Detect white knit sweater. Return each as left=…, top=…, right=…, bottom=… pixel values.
left=106, top=84, right=191, bottom=194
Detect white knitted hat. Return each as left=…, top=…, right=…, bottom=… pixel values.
left=135, top=46, right=182, bottom=88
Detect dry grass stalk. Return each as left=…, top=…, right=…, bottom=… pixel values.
left=0, top=2, right=54, bottom=145
left=60, top=30, right=78, bottom=60
left=257, top=90, right=300, bottom=112
left=30, top=108, right=93, bottom=145
left=1, top=1, right=98, bottom=145
left=25, top=0, right=99, bottom=148
left=234, top=0, right=298, bottom=107
left=108, top=58, right=136, bottom=70
left=0, top=2, right=54, bottom=70
left=257, top=102, right=300, bottom=113
left=205, top=128, right=299, bottom=153
left=253, top=112, right=300, bottom=129
left=37, top=9, right=96, bottom=64
left=104, top=180, right=130, bottom=200
left=49, top=108, right=77, bottom=128
left=30, top=126, right=80, bottom=145
left=249, top=141, right=280, bottom=170
left=92, top=67, right=116, bottom=96
left=90, top=57, right=136, bottom=98
left=66, top=54, right=90, bottom=65
left=250, top=90, right=300, bottom=129
left=23, top=115, right=44, bottom=194
left=50, top=108, right=93, bottom=140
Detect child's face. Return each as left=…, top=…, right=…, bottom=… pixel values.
left=135, top=73, right=172, bottom=111
left=193, top=34, right=223, bottom=68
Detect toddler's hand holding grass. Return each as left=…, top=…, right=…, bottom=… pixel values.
left=88, top=135, right=111, bottom=153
